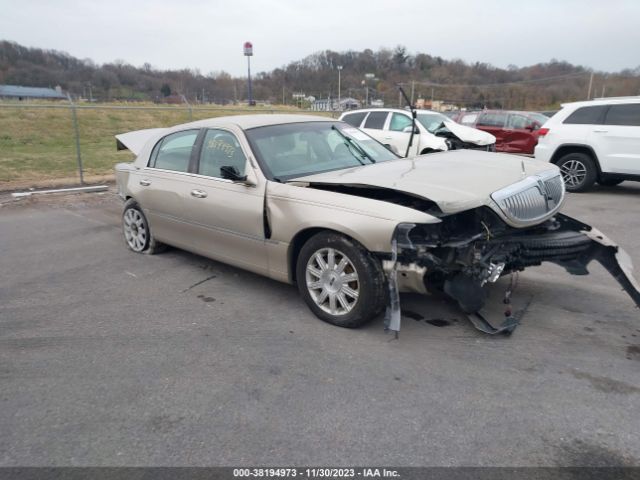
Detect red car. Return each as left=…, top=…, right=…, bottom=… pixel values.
left=452, top=110, right=549, bottom=155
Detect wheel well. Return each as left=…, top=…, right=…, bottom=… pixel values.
left=288, top=227, right=357, bottom=284
left=550, top=145, right=603, bottom=177
left=420, top=148, right=439, bottom=155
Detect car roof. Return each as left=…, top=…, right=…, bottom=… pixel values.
left=341, top=108, right=444, bottom=115
left=561, top=96, right=640, bottom=108
left=170, top=113, right=336, bottom=131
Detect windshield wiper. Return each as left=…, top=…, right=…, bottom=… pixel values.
left=331, top=125, right=375, bottom=164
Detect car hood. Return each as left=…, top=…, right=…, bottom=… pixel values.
left=441, top=120, right=496, bottom=145
left=290, top=150, right=558, bottom=214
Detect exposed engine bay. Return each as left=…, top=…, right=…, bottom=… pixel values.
left=381, top=207, right=640, bottom=336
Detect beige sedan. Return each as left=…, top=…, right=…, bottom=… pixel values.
left=115, top=114, right=640, bottom=335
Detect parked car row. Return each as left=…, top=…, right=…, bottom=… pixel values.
left=339, top=108, right=496, bottom=157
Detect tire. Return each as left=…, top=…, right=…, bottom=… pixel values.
left=296, top=232, right=386, bottom=328
left=556, top=152, right=597, bottom=192
left=122, top=199, right=165, bottom=254
left=598, top=178, right=624, bottom=187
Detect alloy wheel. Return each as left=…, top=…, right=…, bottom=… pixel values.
left=305, top=247, right=360, bottom=316
left=123, top=208, right=147, bottom=252
left=559, top=159, right=587, bottom=188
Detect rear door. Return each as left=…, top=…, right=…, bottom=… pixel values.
left=132, top=129, right=201, bottom=250
left=359, top=111, right=390, bottom=148
left=591, top=103, right=640, bottom=174
left=476, top=111, right=508, bottom=151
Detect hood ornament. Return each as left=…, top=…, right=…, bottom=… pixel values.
left=521, top=159, right=526, bottom=179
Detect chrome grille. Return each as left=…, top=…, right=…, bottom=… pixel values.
left=491, top=171, right=565, bottom=227
left=543, top=174, right=564, bottom=208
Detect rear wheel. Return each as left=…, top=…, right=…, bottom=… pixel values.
left=296, top=232, right=386, bottom=328
left=556, top=152, right=597, bottom=192
left=122, top=199, right=165, bottom=254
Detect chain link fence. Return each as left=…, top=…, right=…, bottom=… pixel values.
left=0, top=102, right=334, bottom=190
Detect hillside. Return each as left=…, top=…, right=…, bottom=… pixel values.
left=1, top=40, right=639, bottom=109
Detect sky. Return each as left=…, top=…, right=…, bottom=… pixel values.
left=1, top=0, right=639, bottom=76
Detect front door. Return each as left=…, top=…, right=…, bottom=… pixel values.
left=182, top=128, right=268, bottom=275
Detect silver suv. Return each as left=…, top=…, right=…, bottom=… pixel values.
left=534, top=97, right=640, bottom=192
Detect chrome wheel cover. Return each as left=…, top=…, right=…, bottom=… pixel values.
left=123, top=208, right=147, bottom=252
left=560, top=159, right=587, bottom=188
left=305, top=248, right=359, bottom=316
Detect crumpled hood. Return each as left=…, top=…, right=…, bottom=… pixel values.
left=291, top=150, right=559, bottom=213
left=441, top=120, right=496, bottom=146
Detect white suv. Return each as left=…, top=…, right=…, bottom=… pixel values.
left=534, top=97, right=640, bottom=192
left=339, top=108, right=495, bottom=157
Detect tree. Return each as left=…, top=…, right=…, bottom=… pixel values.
left=160, top=83, right=171, bottom=97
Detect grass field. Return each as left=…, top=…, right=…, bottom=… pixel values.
left=0, top=102, right=327, bottom=189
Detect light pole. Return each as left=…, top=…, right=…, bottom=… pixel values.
left=363, top=73, right=374, bottom=107
left=337, top=65, right=343, bottom=111
left=243, top=41, right=254, bottom=106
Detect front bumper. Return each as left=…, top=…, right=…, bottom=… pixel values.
left=383, top=213, right=640, bottom=334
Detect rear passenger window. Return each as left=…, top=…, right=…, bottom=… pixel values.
left=363, top=111, right=388, bottom=130
left=563, top=106, right=607, bottom=125
left=477, top=112, right=507, bottom=128
left=604, top=104, right=640, bottom=126
left=150, top=130, right=198, bottom=172
left=342, top=112, right=367, bottom=127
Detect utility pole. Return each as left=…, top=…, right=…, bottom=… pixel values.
left=282, top=85, right=285, bottom=105
left=337, top=65, right=343, bottom=111
left=410, top=81, right=415, bottom=105
left=587, top=72, right=594, bottom=100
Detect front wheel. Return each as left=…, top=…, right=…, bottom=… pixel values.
left=296, top=232, right=386, bottom=328
left=556, top=152, right=597, bottom=192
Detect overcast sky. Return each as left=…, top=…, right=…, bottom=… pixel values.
left=1, top=0, right=639, bottom=76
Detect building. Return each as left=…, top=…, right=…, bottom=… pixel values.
left=311, top=97, right=361, bottom=112
left=0, top=84, right=66, bottom=100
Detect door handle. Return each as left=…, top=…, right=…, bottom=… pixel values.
left=593, top=130, right=608, bottom=133
left=139, top=179, right=151, bottom=186
left=383, top=136, right=392, bottom=140
left=190, top=189, right=208, bottom=198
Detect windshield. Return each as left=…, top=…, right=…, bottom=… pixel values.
left=244, top=121, right=398, bottom=181
left=416, top=112, right=451, bottom=133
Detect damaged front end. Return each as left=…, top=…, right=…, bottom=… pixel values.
left=383, top=208, right=640, bottom=336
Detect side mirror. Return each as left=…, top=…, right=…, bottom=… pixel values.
left=525, top=123, right=538, bottom=131
left=220, top=165, right=248, bottom=182
left=402, top=126, right=420, bottom=134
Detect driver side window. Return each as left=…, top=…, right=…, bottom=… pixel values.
left=198, top=129, right=247, bottom=178
left=389, top=113, right=413, bottom=132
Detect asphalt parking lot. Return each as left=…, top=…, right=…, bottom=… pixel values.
left=1, top=184, right=639, bottom=467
